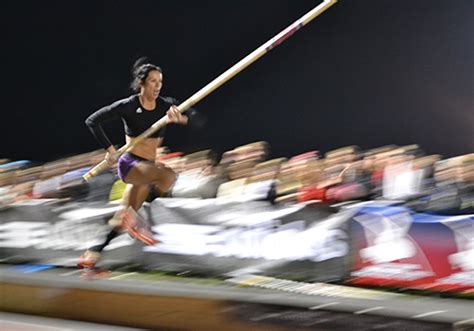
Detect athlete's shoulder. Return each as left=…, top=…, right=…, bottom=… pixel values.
left=158, top=95, right=179, bottom=105
left=108, top=94, right=139, bottom=112
left=116, top=94, right=138, bottom=106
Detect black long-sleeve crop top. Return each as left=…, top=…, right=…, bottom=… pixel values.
left=85, top=94, right=205, bottom=149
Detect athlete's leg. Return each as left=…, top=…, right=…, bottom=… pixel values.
left=118, top=162, right=176, bottom=244
left=124, top=161, right=177, bottom=192
left=79, top=159, right=176, bottom=268
left=78, top=184, right=150, bottom=268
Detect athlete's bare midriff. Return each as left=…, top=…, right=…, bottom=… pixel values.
left=126, top=135, right=162, bottom=161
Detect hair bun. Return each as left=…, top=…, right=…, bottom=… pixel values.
left=132, top=56, right=149, bottom=75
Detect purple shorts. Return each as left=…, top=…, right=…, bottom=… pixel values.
left=117, top=153, right=149, bottom=181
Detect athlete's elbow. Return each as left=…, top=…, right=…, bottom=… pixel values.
left=187, top=109, right=207, bottom=129
left=85, top=115, right=96, bottom=128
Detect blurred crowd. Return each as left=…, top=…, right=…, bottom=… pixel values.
left=1, top=142, right=473, bottom=215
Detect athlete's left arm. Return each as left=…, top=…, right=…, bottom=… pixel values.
left=166, top=105, right=188, bottom=125
left=167, top=97, right=207, bottom=128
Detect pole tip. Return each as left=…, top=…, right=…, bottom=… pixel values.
left=82, top=173, right=92, bottom=182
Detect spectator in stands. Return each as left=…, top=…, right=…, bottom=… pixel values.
left=171, top=150, right=227, bottom=199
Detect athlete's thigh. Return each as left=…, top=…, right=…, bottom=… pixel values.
left=121, top=183, right=150, bottom=211
left=125, top=161, right=175, bottom=187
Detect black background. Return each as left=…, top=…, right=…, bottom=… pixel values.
left=2, top=0, right=472, bottom=162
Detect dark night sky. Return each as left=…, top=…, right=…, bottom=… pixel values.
left=1, top=0, right=473, bottom=162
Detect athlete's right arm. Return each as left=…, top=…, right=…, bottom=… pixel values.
left=85, top=98, right=128, bottom=150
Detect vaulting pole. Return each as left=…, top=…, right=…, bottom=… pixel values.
left=84, top=0, right=337, bottom=181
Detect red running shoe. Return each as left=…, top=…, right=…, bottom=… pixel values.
left=77, top=250, right=101, bottom=269
left=121, top=207, right=159, bottom=246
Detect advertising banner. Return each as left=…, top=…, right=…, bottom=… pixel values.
left=349, top=203, right=474, bottom=293
left=0, top=198, right=350, bottom=282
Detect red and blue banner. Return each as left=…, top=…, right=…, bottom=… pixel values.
left=349, top=203, right=473, bottom=293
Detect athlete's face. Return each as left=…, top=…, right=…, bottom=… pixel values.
left=142, top=70, right=163, bottom=99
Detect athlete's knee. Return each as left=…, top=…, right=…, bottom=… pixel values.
left=108, top=208, right=128, bottom=228
left=157, top=169, right=177, bottom=192
left=166, top=170, right=178, bottom=191
left=169, top=169, right=177, bottom=184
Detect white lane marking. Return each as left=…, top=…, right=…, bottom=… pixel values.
left=354, top=306, right=385, bottom=315
left=412, top=310, right=447, bottom=318
left=109, top=272, right=138, bottom=280
left=454, top=319, right=474, bottom=327
left=310, top=302, right=339, bottom=310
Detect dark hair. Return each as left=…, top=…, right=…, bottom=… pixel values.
left=130, top=57, right=162, bottom=92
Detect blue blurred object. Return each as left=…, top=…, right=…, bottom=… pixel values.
left=0, top=160, right=30, bottom=170
left=62, top=167, right=90, bottom=182
left=7, top=264, right=55, bottom=273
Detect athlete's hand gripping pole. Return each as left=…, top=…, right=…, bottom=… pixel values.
left=83, top=0, right=337, bottom=182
